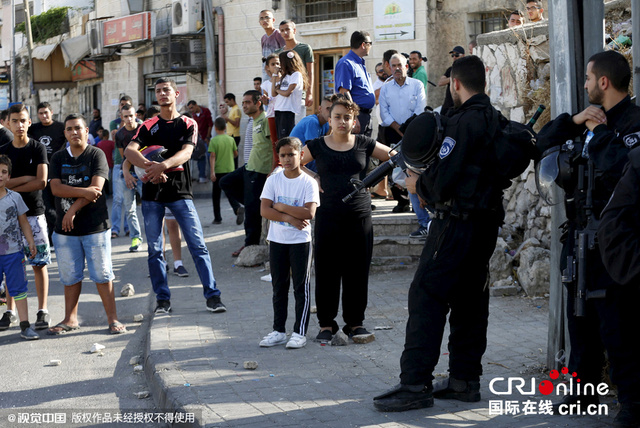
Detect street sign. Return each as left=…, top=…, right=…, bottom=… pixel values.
left=373, top=0, right=415, bottom=41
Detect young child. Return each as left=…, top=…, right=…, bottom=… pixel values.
left=0, top=155, right=39, bottom=340
left=262, top=54, right=280, bottom=145
left=259, top=137, right=319, bottom=349
left=272, top=50, right=309, bottom=140
left=208, top=117, right=240, bottom=224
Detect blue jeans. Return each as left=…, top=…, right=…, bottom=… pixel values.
left=409, top=192, right=431, bottom=228
left=142, top=199, right=220, bottom=302
left=120, top=171, right=142, bottom=240
left=111, top=164, right=129, bottom=235
left=52, top=230, right=114, bottom=286
left=197, top=156, right=207, bottom=179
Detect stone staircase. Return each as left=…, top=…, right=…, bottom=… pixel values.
left=371, top=199, right=424, bottom=271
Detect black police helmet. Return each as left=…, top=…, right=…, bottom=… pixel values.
left=401, top=111, right=444, bottom=171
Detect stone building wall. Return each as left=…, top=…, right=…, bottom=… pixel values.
left=476, top=23, right=552, bottom=297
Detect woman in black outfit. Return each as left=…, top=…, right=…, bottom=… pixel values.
left=302, top=96, right=391, bottom=342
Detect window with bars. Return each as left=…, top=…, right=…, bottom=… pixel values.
left=468, top=11, right=509, bottom=40
left=290, top=0, right=357, bottom=24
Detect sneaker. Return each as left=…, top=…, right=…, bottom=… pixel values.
left=174, top=265, right=189, bottom=277
left=20, top=323, right=40, bottom=340
left=0, top=311, right=17, bottom=331
left=199, top=177, right=208, bottom=183
left=286, top=332, right=307, bottom=349
left=35, top=310, right=50, bottom=330
left=235, top=206, right=245, bottom=225
left=212, top=219, right=222, bottom=225
left=129, top=237, right=143, bottom=252
left=409, top=225, right=430, bottom=239
left=259, top=331, right=288, bottom=347
left=315, top=329, right=333, bottom=343
left=206, top=296, right=227, bottom=313
left=154, top=300, right=172, bottom=314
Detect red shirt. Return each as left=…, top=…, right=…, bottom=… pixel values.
left=96, top=139, right=115, bottom=168
left=192, top=106, right=213, bottom=140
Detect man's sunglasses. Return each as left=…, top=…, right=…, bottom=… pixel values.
left=451, top=53, right=461, bottom=58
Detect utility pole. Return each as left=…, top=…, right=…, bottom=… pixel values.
left=11, top=0, right=17, bottom=102
left=23, top=0, right=39, bottom=106
left=203, top=0, right=218, bottom=118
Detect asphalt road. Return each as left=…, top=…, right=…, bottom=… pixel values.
left=0, top=224, right=157, bottom=426
left=0, top=188, right=243, bottom=428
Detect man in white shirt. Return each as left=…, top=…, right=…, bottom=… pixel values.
left=379, top=53, right=426, bottom=147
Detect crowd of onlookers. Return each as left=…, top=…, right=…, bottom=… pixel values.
left=0, top=1, right=548, bottom=345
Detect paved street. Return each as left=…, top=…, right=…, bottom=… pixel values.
left=0, top=187, right=621, bottom=427
left=0, top=226, right=157, bottom=425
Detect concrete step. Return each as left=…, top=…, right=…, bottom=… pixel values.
left=370, top=255, right=419, bottom=272
left=373, top=235, right=426, bottom=258
left=371, top=199, right=418, bottom=236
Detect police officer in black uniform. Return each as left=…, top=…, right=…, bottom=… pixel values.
left=373, top=56, right=510, bottom=412
left=536, top=50, right=640, bottom=427
left=597, top=145, right=640, bottom=427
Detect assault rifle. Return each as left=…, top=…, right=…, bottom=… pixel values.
left=561, top=159, right=606, bottom=317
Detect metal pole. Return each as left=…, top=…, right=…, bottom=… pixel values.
left=633, top=0, right=640, bottom=106
left=546, top=0, right=580, bottom=371
left=23, top=0, right=39, bottom=106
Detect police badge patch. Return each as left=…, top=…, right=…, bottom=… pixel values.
left=623, top=131, right=640, bottom=148
left=439, top=137, right=456, bottom=159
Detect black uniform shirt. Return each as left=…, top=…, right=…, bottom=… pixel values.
left=417, top=93, right=503, bottom=217
left=537, top=96, right=640, bottom=220
left=598, top=146, right=640, bottom=286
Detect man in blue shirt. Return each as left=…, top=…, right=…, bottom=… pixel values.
left=379, top=53, right=427, bottom=216
left=334, top=31, right=375, bottom=137
left=290, top=96, right=331, bottom=172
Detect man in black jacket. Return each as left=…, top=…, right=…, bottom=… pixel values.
left=374, top=56, right=506, bottom=412
left=597, top=146, right=640, bottom=428
left=536, top=50, right=640, bottom=426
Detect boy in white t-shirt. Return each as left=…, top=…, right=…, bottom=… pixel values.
left=259, top=137, right=319, bottom=349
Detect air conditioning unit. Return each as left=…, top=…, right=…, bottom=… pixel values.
left=172, top=0, right=201, bottom=35
left=87, top=21, right=107, bottom=56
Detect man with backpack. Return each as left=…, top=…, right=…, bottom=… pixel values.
left=374, top=56, right=525, bottom=411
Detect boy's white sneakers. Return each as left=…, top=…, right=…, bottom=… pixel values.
left=286, top=332, right=307, bottom=349
left=259, top=331, right=288, bottom=347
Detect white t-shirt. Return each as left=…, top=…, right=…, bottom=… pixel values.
left=273, top=71, right=303, bottom=114
left=261, top=80, right=276, bottom=118
left=260, top=170, right=320, bottom=244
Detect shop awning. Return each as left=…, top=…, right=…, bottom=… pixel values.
left=31, top=42, right=59, bottom=61
left=60, top=35, right=91, bottom=67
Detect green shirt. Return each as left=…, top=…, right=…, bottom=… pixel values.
left=275, top=42, right=314, bottom=66
left=412, top=65, right=428, bottom=97
left=246, top=112, right=272, bottom=175
left=208, top=134, right=237, bottom=174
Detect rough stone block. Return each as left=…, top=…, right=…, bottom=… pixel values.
left=352, top=333, right=375, bottom=344
left=330, top=331, right=348, bottom=346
